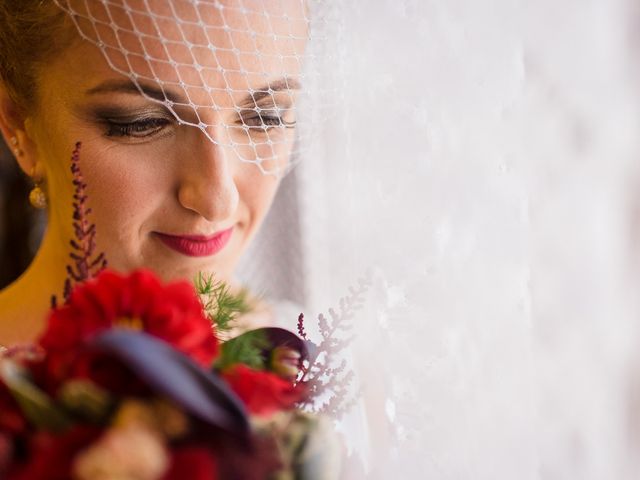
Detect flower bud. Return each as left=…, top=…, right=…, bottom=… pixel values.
left=269, top=346, right=302, bottom=380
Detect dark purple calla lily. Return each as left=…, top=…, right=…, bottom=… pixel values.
left=87, top=330, right=249, bottom=437
left=258, top=327, right=310, bottom=364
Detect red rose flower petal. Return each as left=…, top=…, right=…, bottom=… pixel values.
left=222, top=365, right=307, bottom=417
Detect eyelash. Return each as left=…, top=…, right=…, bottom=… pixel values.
left=103, top=110, right=296, bottom=139
left=241, top=111, right=297, bottom=130
left=105, top=117, right=171, bottom=138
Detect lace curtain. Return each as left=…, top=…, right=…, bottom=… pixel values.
left=282, top=1, right=640, bottom=478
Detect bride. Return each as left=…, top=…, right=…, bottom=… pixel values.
left=0, top=1, right=309, bottom=345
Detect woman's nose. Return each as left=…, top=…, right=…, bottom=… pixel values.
left=177, top=138, right=240, bottom=223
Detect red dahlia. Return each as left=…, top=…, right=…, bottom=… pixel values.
left=0, top=382, right=25, bottom=435
left=38, top=270, right=219, bottom=384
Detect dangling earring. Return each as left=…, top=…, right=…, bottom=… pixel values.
left=28, top=168, right=47, bottom=210
left=9, top=136, right=23, bottom=157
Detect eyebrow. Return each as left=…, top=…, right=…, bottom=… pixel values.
left=85, top=78, right=181, bottom=103
left=85, top=77, right=302, bottom=106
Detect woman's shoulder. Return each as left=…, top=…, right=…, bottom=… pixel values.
left=0, top=257, right=47, bottom=350
left=0, top=279, right=49, bottom=346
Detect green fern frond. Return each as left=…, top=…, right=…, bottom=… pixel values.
left=195, top=272, right=251, bottom=335
left=214, top=330, right=269, bottom=371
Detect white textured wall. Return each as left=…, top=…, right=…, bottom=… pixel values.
left=297, top=1, right=640, bottom=478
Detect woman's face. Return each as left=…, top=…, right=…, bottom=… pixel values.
left=20, top=0, right=307, bottom=283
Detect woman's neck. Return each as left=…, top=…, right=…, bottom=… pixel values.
left=0, top=227, right=68, bottom=345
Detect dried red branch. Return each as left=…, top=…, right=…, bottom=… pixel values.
left=297, top=313, right=308, bottom=340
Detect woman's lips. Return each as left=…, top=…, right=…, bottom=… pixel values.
left=154, top=228, right=233, bottom=257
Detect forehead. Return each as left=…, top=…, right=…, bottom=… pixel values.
left=62, top=0, right=308, bottom=96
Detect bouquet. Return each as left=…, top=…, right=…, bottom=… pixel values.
left=0, top=144, right=347, bottom=479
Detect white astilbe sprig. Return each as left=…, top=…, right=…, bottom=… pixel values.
left=296, top=275, right=371, bottom=418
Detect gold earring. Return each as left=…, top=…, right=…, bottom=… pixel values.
left=28, top=171, right=47, bottom=210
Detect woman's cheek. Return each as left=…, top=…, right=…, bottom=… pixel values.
left=84, top=163, right=154, bottom=244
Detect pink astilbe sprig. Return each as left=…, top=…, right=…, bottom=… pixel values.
left=296, top=275, right=371, bottom=418
left=59, top=142, right=107, bottom=304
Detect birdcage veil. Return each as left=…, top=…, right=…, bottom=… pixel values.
left=52, top=0, right=336, bottom=177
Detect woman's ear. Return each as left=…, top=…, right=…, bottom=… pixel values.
left=0, top=86, right=40, bottom=178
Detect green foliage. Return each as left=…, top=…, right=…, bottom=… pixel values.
left=195, top=272, right=250, bottom=336
left=215, top=330, right=270, bottom=372
left=196, top=273, right=271, bottom=372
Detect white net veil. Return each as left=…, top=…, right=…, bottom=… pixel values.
left=53, top=0, right=324, bottom=176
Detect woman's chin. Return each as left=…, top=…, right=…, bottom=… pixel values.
left=98, top=242, right=232, bottom=283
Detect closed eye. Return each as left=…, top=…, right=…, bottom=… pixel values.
left=105, top=117, right=173, bottom=138
left=239, top=108, right=296, bottom=130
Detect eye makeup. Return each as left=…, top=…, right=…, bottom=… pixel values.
left=104, top=116, right=172, bottom=138
left=80, top=90, right=297, bottom=144
left=237, top=94, right=297, bottom=131
left=81, top=105, right=179, bottom=141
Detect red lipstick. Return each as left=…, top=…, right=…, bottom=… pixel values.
left=155, top=228, right=233, bottom=257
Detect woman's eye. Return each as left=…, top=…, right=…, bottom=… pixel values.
left=240, top=109, right=296, bottom=130
left=105, top=117, right=172, bottom=138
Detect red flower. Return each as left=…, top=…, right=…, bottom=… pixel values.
left=38, top=270, right=219, bottom=387
left=222, top=365, right=307, bottom=417
left=0, top=377, right=28, bottom=477
left=0, top=383, right=26, bottom=436
left=163, top=447, right=218, bottom=480
left=6, top=426, right=101, bottom=480
left=0, top=433, right=12, bottom=475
